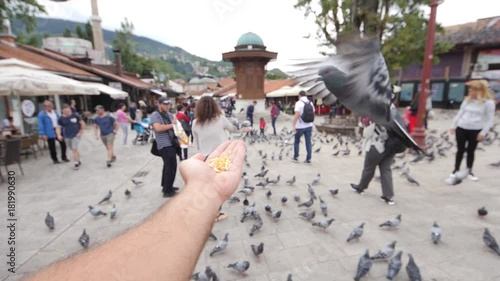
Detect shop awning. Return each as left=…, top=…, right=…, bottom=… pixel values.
left=84, top=82, right=128, bottom=100
left=151, top=89, right=167, bottom=97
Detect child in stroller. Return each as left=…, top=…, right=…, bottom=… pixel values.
left=132, top=118, right=152, bottom=145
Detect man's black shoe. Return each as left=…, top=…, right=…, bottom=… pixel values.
left=53, top=160, right=61, bottom=164
left=163, top=191, right=177, bottom=198
left=62, top=159, right=70, bottom=163
left=350, top=183, right=364, bottom=195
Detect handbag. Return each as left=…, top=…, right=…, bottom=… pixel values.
left=150, top=139, right=160, bottom=156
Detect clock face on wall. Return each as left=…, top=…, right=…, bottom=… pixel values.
left=22, top=99, right=36, bottom=117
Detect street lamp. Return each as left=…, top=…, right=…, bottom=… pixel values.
left=412, top=0, right=440, bottom=152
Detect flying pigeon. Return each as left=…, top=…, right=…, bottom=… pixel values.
left=379, top=214, right=401, bottom=229
left=88, top=205, right=107, bottom=217
left=354, top=249, right=373, bottom=281
left=98, top=190, right=112, bottom=204
left=431, top=222, right=442, bottom=244
left=293, top=37, right=423, bottom=152
left=251, top=242, right=264, bottom=256
left=406, top=254, right=422, bottom=281
left=45, top=212, right=55, bottom=230
left=110, top=204, right=117, bottom=219
left=79, top=229, right=89, bottom=249
left=227, top=260, right=250, bottom=274
left=209, top=233, right=229, bottom=257
left=483, top=228, right=500, bottom=255
left=386, top=251, right=403, bottom=280
left=347, top=223, right=365, bottom=242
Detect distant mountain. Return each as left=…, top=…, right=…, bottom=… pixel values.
left=12, top=17, right=232, bottom=79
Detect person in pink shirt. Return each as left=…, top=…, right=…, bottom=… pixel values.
left=116, top=103, right=133, bottom=147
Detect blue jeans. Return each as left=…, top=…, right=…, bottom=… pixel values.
left=293, top=127, right=312, bottom=161
left=271, top=117, right=277, bottom=135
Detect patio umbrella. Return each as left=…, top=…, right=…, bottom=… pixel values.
left=0, top=58, right=100, bottom=96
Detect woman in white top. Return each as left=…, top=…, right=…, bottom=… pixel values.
left=191, top=96, right=239, bottom=222
left=192, top=96, right=239, bottom=156
left=450, top=80, right=495, bottom=181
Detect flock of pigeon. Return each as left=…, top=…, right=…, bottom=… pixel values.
left=192, top=120, right=500, bottom=281
left=40, top=112, right=499, bottom=280
left=44, top=178, right=144, bottom=249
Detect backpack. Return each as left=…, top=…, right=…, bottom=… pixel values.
left=384, top=129, right=407, bottom=154
left=300, top=100, right=315, bottom=123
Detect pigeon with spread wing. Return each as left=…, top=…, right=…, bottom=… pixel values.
left=292, top=37, right=423, bottom=152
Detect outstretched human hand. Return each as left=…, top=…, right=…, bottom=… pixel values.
left=179, top=140, right=246, bottom=202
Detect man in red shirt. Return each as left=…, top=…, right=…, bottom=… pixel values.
left=176, top=104, right=191, bottom=160
left=270, top=100, right=280, bottom=135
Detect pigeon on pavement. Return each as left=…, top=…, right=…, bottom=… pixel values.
left=249, top=217, right=264, bottom=236
left=209, top=233, right=229, bottom=257
left=124, top=189, right=131, bottom=197
left=286, top=176, right=296, bottom=185
left=329, top=189, right=339, bottom=196
left=298, top=197, right=314, bottom=208
left=347, top=223, right=365, bottom=242
left=294, top=195, right=301, bottom=203
left=406, top=254, right=422, bottom=281
left=281, top=196, right=288, bottom=204
left=251, top=242, right=264, bottom=256
left=311, top=173, right=321, bottom=185
left=98, top=190, right=112, bottom=204
left=209, top=232, right=218, bottom=240
left=354, top=249, right=373, bottom=281
left=319, top=196, right=328, bottom=217
left=386, top=251, right=403, bottom=280
left=88, top=205, right=107, bottom=217
left=229, top=196, right=241, bottom=203
left=483, top=228, right=500, bottom=255
left=379, top=214, right=401, bottom=229
left=227, top=261, right=250, bottom=274
left=79, top=229, right=89, bottom=249
left=110, top=204, right=117, bottom=219
left=299, top=210, right=316, bottom=221
left=287, top=273, right=293, bottom=281
left=431, top=222, right=442, bottom=244
left=266, top=190, right=272, bottom=199
left=371, top=241, right=397, bottom=260
left=131, top=178, right=143, bottom=186
left=192, top=266, right=214, bottom=281
left=307, top=184, right=317, bottom=199
left=478, top=207, right=488, bottom=217
left=312, top=218, right=335, bottom=230
left=45, top=212, right=55, bottom=230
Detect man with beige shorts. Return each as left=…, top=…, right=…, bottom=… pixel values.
left=56, top=104, right=85, bottom=169
left=94, top=105, right=119, bottom=167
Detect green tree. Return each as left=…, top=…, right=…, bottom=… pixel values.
left=84, top=21, right=94, bottom=46
left=63, top=28, right=72, bottom=37
left=15, top=32, right=40, bottom=47
left=0, top=0, right=45, bottom=33
left=75, top=24, right=85, bottom=39
left=112, top=18, right=155, bottom=76
left=294, top=0, right=454, bottom=71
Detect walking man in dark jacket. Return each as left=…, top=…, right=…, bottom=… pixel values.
left=38, top=100, right=68, bottom=164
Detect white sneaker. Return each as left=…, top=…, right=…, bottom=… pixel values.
left=449, top=172, right=456, bottom=178
left=468, top=173, right=479, bottom=181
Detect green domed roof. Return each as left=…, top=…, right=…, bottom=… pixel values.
left=237, top=32, right=264, bottom=47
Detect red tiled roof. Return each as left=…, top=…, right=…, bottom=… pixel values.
left=218, top=77, right=236, bottom=88
left=18, top=45, right=153, bottom=90
left=0, top=42, right=97, bottom=79
left=214, top=79, right=297, bottom=97
left=437, top=16, right=500, bottom=46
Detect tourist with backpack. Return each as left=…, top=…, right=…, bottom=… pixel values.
left=292, top=91, right=314, bottom=164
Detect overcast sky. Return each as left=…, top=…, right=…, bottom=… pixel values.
left=38, top=0, right=500, bottom=71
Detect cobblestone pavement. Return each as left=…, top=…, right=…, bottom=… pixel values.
left=1, top=110, right=499, bottom=281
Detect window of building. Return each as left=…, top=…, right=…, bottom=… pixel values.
left=430, top=82, right=445, bottom=102
left=400, top=83, right=414, bottom=101
left=448, top=82, right=465, bottom=102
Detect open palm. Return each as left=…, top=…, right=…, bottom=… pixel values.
left=179, top=140, right=246, bottom=201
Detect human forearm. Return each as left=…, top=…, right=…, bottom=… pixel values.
left=480, top=102, right=495, bottom=136
left=28, top=183, right=222, bottom=281
left=55, top=127, right=62, bottom=138
left=293, top=112, right=299, bottom=127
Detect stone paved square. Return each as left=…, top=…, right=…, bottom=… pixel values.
left=1, top=110, right=500, bottom=281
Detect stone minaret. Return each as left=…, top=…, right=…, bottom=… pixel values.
left=90, top=0, right=105, bottom=53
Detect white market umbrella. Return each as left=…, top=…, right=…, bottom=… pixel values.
left=0, top=58, right=99, bottom=96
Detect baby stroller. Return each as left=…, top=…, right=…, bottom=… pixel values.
left=132, top=118, right=152, bottom=145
